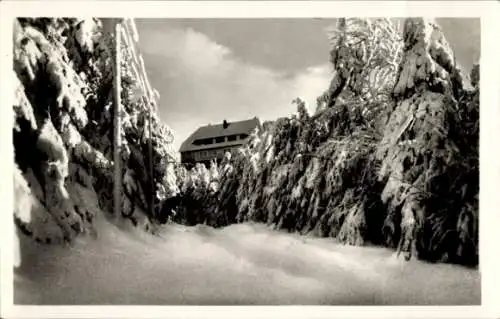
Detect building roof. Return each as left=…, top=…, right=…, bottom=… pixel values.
left=179, top=117, right=261, bottom=153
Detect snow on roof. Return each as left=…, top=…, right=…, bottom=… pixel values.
left=179, top=117, right=261, bottom=153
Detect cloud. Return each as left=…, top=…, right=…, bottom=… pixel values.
left=139, top=27, right=332, bottom=151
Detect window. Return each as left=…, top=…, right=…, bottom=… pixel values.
left=200, top=150, right=216, bottom=158
left=227, top=135, right=237, bottom=142
left=215, top=136, right=225, bottom=143
left=193, top=138, right=214, bottom=146
left=239, top=134, right=249, bottom=140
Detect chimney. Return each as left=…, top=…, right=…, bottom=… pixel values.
left=223, top=120, right=229, bottom=129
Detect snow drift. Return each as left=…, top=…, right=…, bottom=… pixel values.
left=15, top=190, right=480, bottom=305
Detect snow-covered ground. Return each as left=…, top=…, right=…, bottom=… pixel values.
left=14, top=214, right=480, bottom=305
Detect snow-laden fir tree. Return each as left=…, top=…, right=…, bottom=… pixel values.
left=173, top=18, right=479, bottom=266
left=13, top=18, right=179, bottom=243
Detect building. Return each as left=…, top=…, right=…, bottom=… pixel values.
left=179, top=117, right=261, bottom=167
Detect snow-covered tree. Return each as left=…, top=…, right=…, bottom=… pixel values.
left=172, top=18, right=479, bottom=267
left=321, top=18, right=403, bottom=109
left=13, top=18, right=179, bottom=243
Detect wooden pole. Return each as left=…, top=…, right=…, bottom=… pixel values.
left=148, top=100, right=155, bottom=219
left=113, top=21, right=123, bottom=218
left=118, top=19, right=155, bottom=219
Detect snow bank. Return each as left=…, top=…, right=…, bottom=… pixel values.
left=15, top=219, right=480, bottom=305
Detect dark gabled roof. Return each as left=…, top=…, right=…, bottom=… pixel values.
left=179, top=117, right=261, bottom=153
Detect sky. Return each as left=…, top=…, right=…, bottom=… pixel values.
left=136, top=18, right=480, bottom=151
